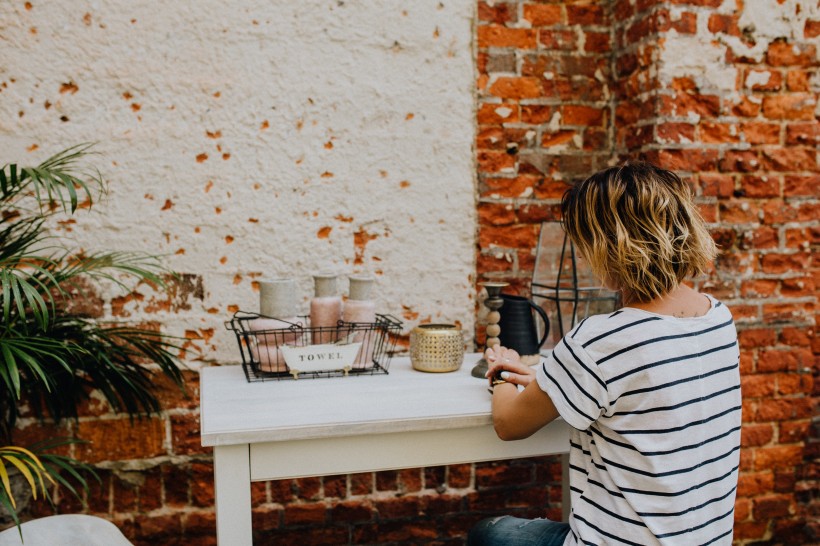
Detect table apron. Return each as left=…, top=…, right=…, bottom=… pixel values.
left=249, top=420, right=571, bottom=481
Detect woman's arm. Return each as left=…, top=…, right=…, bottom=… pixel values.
left=485, top=346, right=560, bottom=441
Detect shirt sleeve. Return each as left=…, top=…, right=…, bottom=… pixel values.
left=535, top=333, right=609, bottom=431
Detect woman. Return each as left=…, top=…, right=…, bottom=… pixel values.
left=469, top=162, right=741, bottom=546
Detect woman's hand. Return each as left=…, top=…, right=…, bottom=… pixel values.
left=483, top=345, right=559, bottom=441
left=484, top=345, right=536, bottom=388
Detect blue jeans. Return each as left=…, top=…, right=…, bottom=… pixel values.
left=468, top=516, right=571, bottom=546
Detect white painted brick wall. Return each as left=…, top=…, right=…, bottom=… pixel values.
left=0, top=0, right=478, bottom=364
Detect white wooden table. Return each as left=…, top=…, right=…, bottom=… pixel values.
left=200, top=353, right=571, bottom=545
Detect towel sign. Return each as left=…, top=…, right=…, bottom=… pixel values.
left=280, top=342, right=362, bottom=376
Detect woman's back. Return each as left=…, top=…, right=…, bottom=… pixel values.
left=537, top=295, right=741, bottom=545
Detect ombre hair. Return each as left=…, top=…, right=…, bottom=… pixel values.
left=560, top=162, right=717, bottom=303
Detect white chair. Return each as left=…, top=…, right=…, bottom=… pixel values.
left=0, top=514, right=132, bottom=546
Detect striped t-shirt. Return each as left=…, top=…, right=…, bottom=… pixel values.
left=536, top=295, right=741, bottom=546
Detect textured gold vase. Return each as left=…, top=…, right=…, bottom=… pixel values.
left=410, top=324, right=464, bottom=373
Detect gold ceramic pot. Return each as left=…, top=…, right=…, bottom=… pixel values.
left=410, top=324, right=464, bottom=373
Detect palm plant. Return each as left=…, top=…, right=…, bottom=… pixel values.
left=0, top=144, right=185, bottom=523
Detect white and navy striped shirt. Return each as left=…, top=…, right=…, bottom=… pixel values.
left=536, top=295, right=740, bottom=546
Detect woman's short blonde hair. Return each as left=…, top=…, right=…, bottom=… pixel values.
left=561, top=162, right=717, bottom=303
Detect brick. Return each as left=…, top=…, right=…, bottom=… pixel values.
left=740, top=279, right=778, bottom=298
left=700, top=122, right=739, bottom=143
left=478, top=26, right=538, bottom=49
left=656, top=148, right=719, bottom=172
left=786, top=69, right=810, bottom=91
left=719, top=150, right=760, bottom=173
left=735, top=497, right=751, bottom=521
left=760, top=349, right=814, bottom=373
left=153, top=370, right=198, bottom=410
left=516, top=202, right=563, bottom=221
left=479, top=224, right=540, bottom=250
left=541, top=130, right=578, bottom=148
left=251, top=506, right=281, bottom=533
left=478, top=102, right=520, bottom=124
left=781, top=276, right=815, bottom=297
left=191, top=463, right=214, bottom=508
left=734, top=520, right=769, bottom=540
left=780, top=420, right=811, bottom=443
left=478, top=2, right=517, bottom=24
left=398, top=468, right=423, bottom=492
left=719, top=201, right=759, bottom=224
left=538, top=29, right=577, bottom=50
left=522, top=4, right=563, bottom=26
left=520, top=104, right=555, bottom=124
left=374, top=496, right=422, bottom=519
left=805, top=19, right=820, bottom=38
left=753, top=494, right=794, bottom=519
left=132, top=513, right=183, bottom=544
left=761, top=147, right=817, bottom=172
left=739, top=226, right=778, bottom=250
left=660, top=90, right=721, bottom=118
left=742, top=423, right=774, bottom=447
left=754, top=445, right=804, bottom=470
left=477, top=251, right=514, bottom=274
left=295, top=476, right=322, bottom=500
left=75, top=417, right=166, bottom=463
left=767, top=40, right=817, bottom=66
left=762, top=301, right=814, bottom=323
left=481, top=175, right=539, bottom=199
left=486, top=51, right=516, bottom=73
left=780, top=327, right=813, bottom=347
left=699, top=173, right=734, bottom=198
left=776, top=372, right=813, bottom=396
left=324, top=474, right=347, bottom=497
left=475, top=462, right=533, bottom=488
left=741, top=374, right=776, bottom=398
left=708, top=13, right=740, bottom=36
left=567, top=4, right=606, bottom=25
left=170, top=413, right=208, bottom=456
left=163, top=463, right=190, bottom=507
left=762, top=94, right=816, bottom=120
left=740, top=175, right=780, bottom=198
left=425, top=466, right=446, bottom=489
left=738, top=471, right=774, bottom=496
left=785, top=123, right=819, bottom=145
left=760, top=252, right=811, bottom=275
left=330, top=500, right=374, bottom=523
left=477, top=150, right=516, bottom=173
left=657, top=122, right=695, bottom=143
left=350, top=472, right=372, bottom=495
left=489, top=76, right=543, bottom=99
left=740, top=122, right=780, bottom=144
left=284, top=503, right=327, bottom=525
left=448, top=464, right=472, bottom=488
left=757, top=397, right=813, bottom=421
left=730, top=96, right=762, bottom=117
left=583, top=31, right=610, bottom=53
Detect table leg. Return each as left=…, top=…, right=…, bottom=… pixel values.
left=214, top=444, right=252, bottom=546
left=561, top=452, right=570, bottom=522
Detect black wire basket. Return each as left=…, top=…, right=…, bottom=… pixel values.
left=225, top=311, right=403, bottom=382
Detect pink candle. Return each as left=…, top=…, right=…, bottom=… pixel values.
left=310, top=274, right=342, bottom=344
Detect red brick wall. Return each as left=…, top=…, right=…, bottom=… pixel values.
left=7, top=1, right=817, bottom=544
left=477, top=0, right=818, bottom=545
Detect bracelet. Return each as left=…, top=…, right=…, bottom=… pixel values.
left=487, top=377, right=511, bottom=394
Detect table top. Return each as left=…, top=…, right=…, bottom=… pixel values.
left=200, top=353, right=502, bottom=447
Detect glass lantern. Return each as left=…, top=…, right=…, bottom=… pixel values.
left=531, top=221, right=620, bottom=352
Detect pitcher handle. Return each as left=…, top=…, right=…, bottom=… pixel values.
left=528, top=299, right=550, bottom=350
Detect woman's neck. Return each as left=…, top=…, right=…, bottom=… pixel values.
left=624, top=284, right=711, bottom=318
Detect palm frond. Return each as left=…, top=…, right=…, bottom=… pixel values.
left=1, top=143, right=103, bottom=214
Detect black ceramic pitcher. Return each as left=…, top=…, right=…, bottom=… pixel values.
left=497, top=294, right=549, bottom=357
